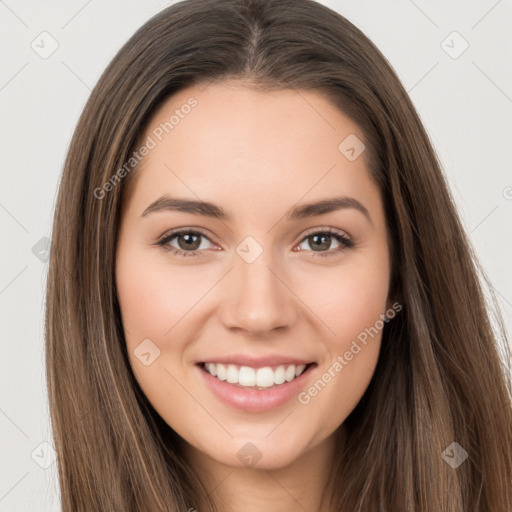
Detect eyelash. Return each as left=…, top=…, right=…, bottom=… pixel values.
left=155, top=227, right=354, bottom=258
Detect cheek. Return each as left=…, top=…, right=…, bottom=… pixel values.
left=308, top=256, right=389, bottom=347
left=116, top=248, right=225, bottom=399
left=116, top=249, right=212, bottom=338
left=297, top=255, right=388, bottom=423
left=115, top=250, right=200, bottom=411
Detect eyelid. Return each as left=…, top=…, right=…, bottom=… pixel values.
left=155, top=225, right=354, bottom=257
left=299, top=226, right=352, bottom=241
left=156, top=226, right=220, bottom=246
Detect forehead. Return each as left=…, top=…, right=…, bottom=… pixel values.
left=122, top=81, right=382, bottom=223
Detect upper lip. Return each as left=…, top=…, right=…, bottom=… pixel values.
left=197, top=354, right=316, bottom=368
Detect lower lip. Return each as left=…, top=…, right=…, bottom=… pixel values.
left=196, top=363, right=317, bottom=412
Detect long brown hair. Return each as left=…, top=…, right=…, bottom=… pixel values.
left=45, top=0, right=512, bottom=510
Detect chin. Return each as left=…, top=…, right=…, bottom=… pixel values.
left=203, top=433, right=313, bottom=471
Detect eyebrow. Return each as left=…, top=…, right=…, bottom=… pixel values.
left=140, top=195, right=372, bottom=224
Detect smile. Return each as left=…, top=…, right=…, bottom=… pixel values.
left=196, top=361, right=318, bottom=412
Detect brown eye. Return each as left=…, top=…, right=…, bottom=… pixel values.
left=157, top=229, right=215, bottom=257
left=296, top=229, right=354, bottom=258
left=175, top=232, right=202, bottom=251
left=307, top=233, right=333, bottom=252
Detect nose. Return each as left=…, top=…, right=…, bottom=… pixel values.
left=220, top=250, right=299, bottom=336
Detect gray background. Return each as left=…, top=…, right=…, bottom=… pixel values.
left=1, top=0, right=511, bottom=510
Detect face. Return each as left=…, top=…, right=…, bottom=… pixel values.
left=115, top=80, right=391, bottom=471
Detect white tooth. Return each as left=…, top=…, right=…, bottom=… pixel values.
left=274, top=365, right=286, bottom=385
left=285, top=365, right=296, bottom=382
left=239, top=366, right=256, bottom=386
left=226, top=364, right=239, bottom=383
left=209, top=362, right=305, bottom=386
left=216, top=363, right=227, bottom=381
left=256, top=367, right=275, bottom=387
left=295, top=364, right=306, bottom=377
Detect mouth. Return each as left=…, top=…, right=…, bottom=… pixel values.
left=197, top=361, right=317, bottom=390
left=195, top=360, right=318, bottom=412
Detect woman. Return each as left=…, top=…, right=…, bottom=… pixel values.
left=45, top=0, right=512, bottom=510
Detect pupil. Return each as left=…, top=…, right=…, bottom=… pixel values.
left=180, top=233, right=200, bottom=250
left=311, top=234, right=329, bottom=251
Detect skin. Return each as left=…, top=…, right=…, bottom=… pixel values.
left=116, top=80, right=392, bottom=512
